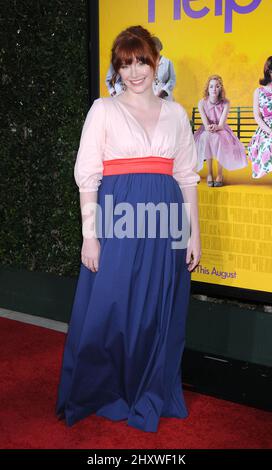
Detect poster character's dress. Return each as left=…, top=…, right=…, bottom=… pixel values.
left=56, top=96, right=200, bottom=432
left=248, top=87, right=272, bottom=178
left=194, top=98, right=247, bottom=171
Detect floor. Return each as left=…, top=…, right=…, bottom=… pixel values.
left=0, top=307, right=68, bottom=333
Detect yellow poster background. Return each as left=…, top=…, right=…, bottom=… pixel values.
left=99, top=0, right=272, bottom=293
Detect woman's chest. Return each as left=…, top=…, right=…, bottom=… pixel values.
left=104, top=100, right=181, bottom=155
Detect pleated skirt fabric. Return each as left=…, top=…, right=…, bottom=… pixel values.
left=56, top=173, right=191, bottom=432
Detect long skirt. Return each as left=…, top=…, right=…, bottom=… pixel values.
left=56, top=172, right=191, bottom=433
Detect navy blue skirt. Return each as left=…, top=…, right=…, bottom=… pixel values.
left=56, top=173, right=191, bottom=432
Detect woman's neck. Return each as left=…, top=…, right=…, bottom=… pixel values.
left=208, top=96, right=221, bottom=104
left=118, top=89, right=160, bottom=109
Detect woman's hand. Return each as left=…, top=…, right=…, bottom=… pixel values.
left=81, top=237, right=101, bottom=272
left=186, top=235, right=201, bottom=272
left=206, top=124, right=216, bottom=132
left=214, top=124, right=223, bottom=131
left=209, top=124, right=220, bottom=132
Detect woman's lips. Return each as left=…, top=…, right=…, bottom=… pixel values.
left=129, top=78, right=145, bottom=86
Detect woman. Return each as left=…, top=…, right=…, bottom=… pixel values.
left=56, top=25, right=201, bottom=433
left=194, top=75, right=247, bottom=187
left=106, top=36, right=176, bottom=101
left=248, top=56, right=272, bottom=179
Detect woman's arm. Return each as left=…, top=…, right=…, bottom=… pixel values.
left=198, top=99, right=211, bottom=131
left=79, top=191, right=101, bottom=272
left=217, top=100, right=230, bottom=130
left=252, top=88, right=272, bottom=134
left=173, top=104, right=201, bottom=271
left=180, top=185, right=201, bottom=272
left=74, top=98, right=106, bottom=272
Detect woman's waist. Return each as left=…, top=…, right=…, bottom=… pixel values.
left=103, top=156, right=174, bottom=176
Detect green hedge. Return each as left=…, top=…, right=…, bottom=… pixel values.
left=0, top=0, right=89, bottom=276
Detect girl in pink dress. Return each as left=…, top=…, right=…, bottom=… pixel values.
left=194, top=75, right=247, bottom=187
left=248, top=56, right=272, bottom=178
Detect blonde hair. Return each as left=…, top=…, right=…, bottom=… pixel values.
left=203, top=75, right=226, bottom=101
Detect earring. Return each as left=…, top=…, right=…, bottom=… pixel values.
left=121, top=80, right=127, bottom=91
left=154, top=71, right=159, bottom=86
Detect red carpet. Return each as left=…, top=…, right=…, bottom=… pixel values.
left=0, top=317, right=271, bottom=449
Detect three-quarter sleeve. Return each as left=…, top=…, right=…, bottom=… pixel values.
left=173, top=104, right=200, bottom=189
left=74, top=98, right=105, bottom=192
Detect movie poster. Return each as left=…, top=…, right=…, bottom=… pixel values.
left=99, top=0, right=272, bottom=294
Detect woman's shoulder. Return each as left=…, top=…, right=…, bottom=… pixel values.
left=85, top=97, right=113, bottom=122
left=88, top=97, right=106, bottom=112
left=221, top=98, right=230, bottom=106
left=198, top=97, right=206, bottom=107
left=94, top=96, right=112, bottom=106
left=252, top=87, right=261, bottom=98
left=257, top=85, right=272, bottom=94
left=89, top=96, right=118, bottom=116
left=100, top=95, right=131, bottom=110
left=91, top=96, right=114, bottom=108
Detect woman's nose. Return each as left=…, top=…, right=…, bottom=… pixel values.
left=131, top=61, right=142, bottom=76
left=130, top=66, right=138, bottom=77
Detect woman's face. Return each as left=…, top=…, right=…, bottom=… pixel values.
left=208, top=79, right=221, bottom=99
left=118, top=55, right=156, bottom=94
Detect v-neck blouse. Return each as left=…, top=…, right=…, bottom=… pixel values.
left=114, top=97, right=164, bottom=147
left=74, top=96, right=200, bottom=192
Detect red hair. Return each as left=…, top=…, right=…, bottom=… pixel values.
left=110, top=25, right=159, bottom=88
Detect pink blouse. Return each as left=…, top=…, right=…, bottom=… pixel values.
left=74, top=96, right=200, bottom=192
